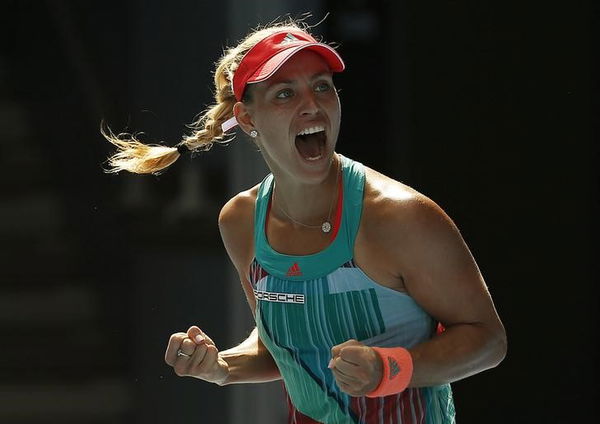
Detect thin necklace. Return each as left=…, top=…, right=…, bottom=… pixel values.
left=273, top=160, right=340, bottom=234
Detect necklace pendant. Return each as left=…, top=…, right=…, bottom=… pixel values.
left=321, top=221, right=332, bottom=233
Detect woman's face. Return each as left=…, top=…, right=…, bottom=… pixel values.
left=238, top=50, right=341, bottom=185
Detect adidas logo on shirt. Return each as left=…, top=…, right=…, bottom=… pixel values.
left=286, top=262, right=303, bottom=277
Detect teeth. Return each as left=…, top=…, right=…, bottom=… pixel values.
left=297, top=126, right=325, bottom=136
left=305, top=154, right=323, bottom=161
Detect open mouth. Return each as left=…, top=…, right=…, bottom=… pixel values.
left=295, top=126, right=326, bottom=161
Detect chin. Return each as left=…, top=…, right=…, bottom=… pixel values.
left=294, top=150, right=336, bottom=184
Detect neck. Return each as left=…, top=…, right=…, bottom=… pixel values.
left=271, top=154, right=341, bottom=226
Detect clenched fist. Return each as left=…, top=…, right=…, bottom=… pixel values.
left=329, top=339, right=383, bottom=397
left=165, top=326, right=229, bottom=385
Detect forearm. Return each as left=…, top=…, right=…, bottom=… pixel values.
left=408, top=322, right=507, bottom=387
left=218, top=327, right=281, bottom=385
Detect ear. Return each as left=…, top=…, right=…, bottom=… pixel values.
left=233, top=102, right=255, bottom=136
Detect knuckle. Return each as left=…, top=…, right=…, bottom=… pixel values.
left=195, top=349, right=208, bottom=364
left=170, top=332, right=186, bottom=340
left=181, top=338, right=195, bottom=349
left=204, top=346, right=216, bottom=362
left=196, top=347, right=210, bottom=362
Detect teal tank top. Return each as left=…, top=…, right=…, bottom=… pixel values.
left=250, top=155, right=455, bottom=424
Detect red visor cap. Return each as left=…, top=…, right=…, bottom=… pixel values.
left=233, top=30, right=345, bottom=101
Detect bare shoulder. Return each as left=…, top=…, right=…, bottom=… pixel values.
left=360, top=166, right=468, bottom=277
left=218, top=185, right=258, bottom=229
left=362, top=166, right=451, bottom=234
left=360, top=166, right=483, bottom=295
left=218, top=184, right=259, bottom=276
left=355, top=166, right=457, bottom=291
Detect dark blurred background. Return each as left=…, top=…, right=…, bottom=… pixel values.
left=1, top=1, right=596, bottom=423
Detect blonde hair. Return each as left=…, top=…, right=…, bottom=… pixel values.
left=103, top=19, right=314, bottom=175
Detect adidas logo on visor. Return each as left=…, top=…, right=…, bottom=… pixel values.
left=281, top=33, right=299, bottom=44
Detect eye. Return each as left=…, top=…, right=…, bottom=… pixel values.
left=315, top=81, right=332, bottom=93
left=275, top=88, right=294, bottom=99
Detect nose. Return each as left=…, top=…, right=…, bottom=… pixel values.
left=299, top=89, right=319, bottom=116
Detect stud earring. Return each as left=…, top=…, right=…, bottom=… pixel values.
left=249, top=129, right=258, bottom=138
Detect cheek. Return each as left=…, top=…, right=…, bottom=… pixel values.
left=256, top=113, right=293, bottom=142
left=329, top=99, right=342, bottom=130
left=255, top=104, right=287, bottom=125
left=324, top=94, right=341, bottom=119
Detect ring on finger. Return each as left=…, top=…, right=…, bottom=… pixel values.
left=177, top=348, right=191, bottom=358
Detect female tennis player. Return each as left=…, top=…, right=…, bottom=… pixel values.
left=105, top=20, right=506, bottom=424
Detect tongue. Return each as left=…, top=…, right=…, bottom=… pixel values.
left=295, top=133, right=324, bottom=159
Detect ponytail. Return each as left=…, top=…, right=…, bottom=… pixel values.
left=103, top=20, right=308, bottom=175
left=102, top=78, right=236, bottom=175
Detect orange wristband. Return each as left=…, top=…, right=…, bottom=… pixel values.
left=366, top=347, right=413, bottom=398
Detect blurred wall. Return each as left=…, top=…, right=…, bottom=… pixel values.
left=0, top=1, right=595, bottom=423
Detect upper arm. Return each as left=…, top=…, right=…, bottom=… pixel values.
left=388, top=195, right=504, bottom=335
left=218, top=189, right=257, bottom=314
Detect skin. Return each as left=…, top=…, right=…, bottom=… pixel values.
left=164, top=50, right=507, bottom=396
